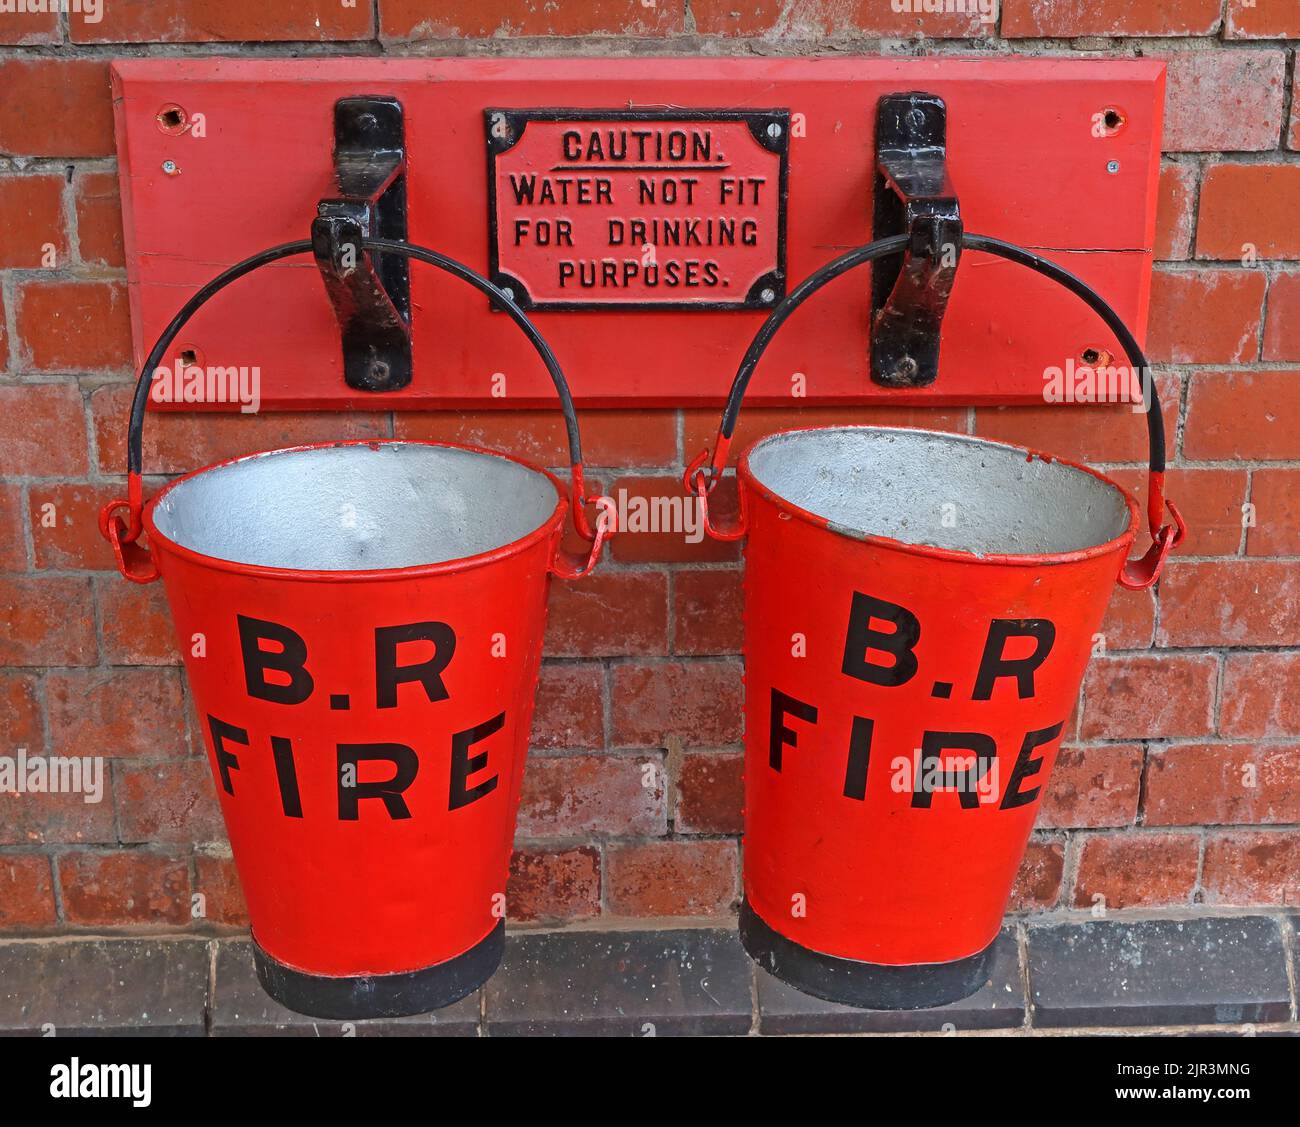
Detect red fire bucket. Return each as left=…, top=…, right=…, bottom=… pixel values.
left=687, top=233, right=1186, bottom=1009
left=100, top=239, right=610, bottom=1019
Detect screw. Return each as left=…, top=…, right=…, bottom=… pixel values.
left=766, top=122, right=782, bottom=140
left=760, top=287, right=776, bottom=304
left=162, top=160, right=179, bottom=176
left=501, top=287, right=515, bottom=302
left=1106, top=160, right=1121, bottom=174
left=369, top=360, right=391, bottom=384
left=894, top=356, right=919, bottom=380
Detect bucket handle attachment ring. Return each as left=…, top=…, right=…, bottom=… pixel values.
left=100, top=236, right=610, bottom=583
left=688, top=231, right=1185, bottom=588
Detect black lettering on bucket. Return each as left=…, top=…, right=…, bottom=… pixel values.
left=769, top=688, right=818, bottom=771
left=337, top=744, right=419, bottom=820
left=449, top=712, right=505, bottom=811
left=270, top=734, right=304, bottom=818
left=375, top=622, right=457, bottom=708
left=999, top=721, right=1064, bottom=810
left=841, top=592, right=920, bottom=687
left=971, top=619, right=1056, bottom=701
left=911, top=731, right=997, bottom=810
left=207, top=715, right=248, bottom=795
left=238, top=615, right=315, bottom=705
left=842, top=715, right=874, bottom=800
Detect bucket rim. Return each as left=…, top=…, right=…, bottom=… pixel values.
left=142, top=438, right=568, bottom=582
left=738, top=424, right=1140, bottom=567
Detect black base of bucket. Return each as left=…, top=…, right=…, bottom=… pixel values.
left=252, top=920, right=505, bottom=1021
left=739, top=898, right=996, bottom=1011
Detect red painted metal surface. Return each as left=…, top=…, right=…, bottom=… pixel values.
left=139, top=440, right=566, bottom=980
left=112, top=56, right=1164, bottom=409
left=733, top=429, right=1139, bottom=967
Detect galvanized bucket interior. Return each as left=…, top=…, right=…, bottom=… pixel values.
left=746, top=427, right=1133, bottom=557
left=150, top=442, right=561, bottom=571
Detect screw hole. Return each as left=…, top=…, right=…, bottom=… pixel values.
left=156, top=104, right=188, bottom=135
left=1081, top=348, right=1101, bottom=365
left=179, top=349, right=198, bottom=368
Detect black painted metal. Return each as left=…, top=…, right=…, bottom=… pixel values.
left=252, top=921, right=505, bottom=1019
left=740, top=899, right=997, bottom=1011
left=314, top=96, right=413, bottom=392
left=871, top=92, right=963, bottom=388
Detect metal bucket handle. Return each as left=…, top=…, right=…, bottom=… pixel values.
left=99, top=236, right=611, bottom=584
left=685, top=232, right=1186, bottom=590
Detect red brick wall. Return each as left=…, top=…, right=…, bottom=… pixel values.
left=0, top=3, right=1297, bottom=932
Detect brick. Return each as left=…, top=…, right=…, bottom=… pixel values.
left=117, top=760, right=225, bottom=844
left=1028, top=916, right=1291, bottom=1026
left=755, top=929, right=1024, bottom=1035
left=682, top=405, right=964, bottom=469
left=0, top=939, right=209, bottom=1034
left=974, top=373, right=1178, bottom=463
left=517, top=754, right=665, bottom=838
left=485, top=929, right=751, bottom=1036
left=507, top=846, right=601, bottom=922
left=544, top=570, right=668, bottom=657
left=47, top=668, right=187, bottom=761
left=1146, top=269, right=1265, bottom=364
left=1202, top=831, right=1300, bottom=905
left=690, top=0, right=995, bottom=37
left=676, top=750, right=743, bottom=834
left=0, top=4, right=58, bottom=43
left=1248, top=469, right=1300, bottom=556
left=1263, top=272, right=1300, bottom=360
left=1225, top=0, right=1300, bottom=38
left=1007, top=837, right=1064, bottom=911
left=606, top=840, right=737, bottom=917
left=0, top=672, right=42, bottom=753
left=91, top=384, right=388, bottom=474
left=381, top=0, right=684, bottom=39
left=0, top=577, right=96, bottom=666
left=1073, top=832, right=1199, bottom=909
left=1154, top=162, right=1196, bottom=261
left=1106, top=467, right=1247, bottom=557
left=27, top=481, right=121, bottom=570
left=194, top=851, right=248, bottom=926
left=673, top=568, right=744, bottom=655
left=1003, top=0, right=1220, bottom=37
left=73, top=170, right=124, bottom=268
left=1162, top=50, right=1287, bottom=153
left=0, top=383, right=88, bottom=477
left=1081, top=654, right=1216, bottom=740
left=611, top=661, right=744, bottom=747
left=530, top=663, right=603, bottom=750
left=1220, top=652, right=1300, bottom=738
left=1037, top=744, right=1143, bottom=829
left=58, top=850, right=191, bottom=925
left=0, top=855, right=56, bottom=928
left=0, top=60, right=113, bottom=158
left=1146, top=744, right=1300, bottom=826
left=16, top=280, right=131, bottom=371
left=96, top=576, right=179, bottom=665
left=1185, top=370, right=1300, bottom=460
left=394, top=409, right=675, bottom=468
left=0, top=174, right=68, bottom=268
left=0, top=773, right=115, bottom=845
left=0, top=485, right=25, bottom=570
left=607, top=475, right=739, bottom=563
left=1197, top=164, right=1300, bottom=261
left=72, top=0, right=374, bottom=42
left=1095, top=585, right=1156, bottom=650
left=1159, top=561, right=1300, bottom=647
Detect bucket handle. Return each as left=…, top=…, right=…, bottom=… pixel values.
left=99, top=236, right=611, bottom=584
left=685, top=232, right=1186, bottom=590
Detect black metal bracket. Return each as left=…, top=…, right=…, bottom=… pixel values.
left=870, top=92, right=962, bottom=388
left=312, top=96, right=412, bottom=392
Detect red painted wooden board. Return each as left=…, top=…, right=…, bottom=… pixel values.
left=112, top=57, right=1163, bottom=409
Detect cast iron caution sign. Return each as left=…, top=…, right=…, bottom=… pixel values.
left=486, top=109, right=789, bottom=310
